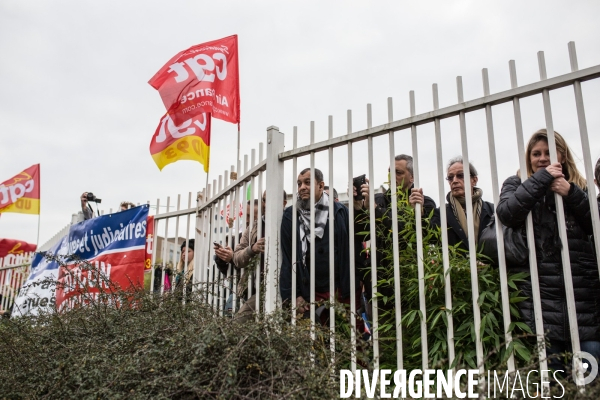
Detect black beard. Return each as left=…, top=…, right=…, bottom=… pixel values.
left=298, top=197, right=311, bottom=210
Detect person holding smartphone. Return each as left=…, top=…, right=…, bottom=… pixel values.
left=353, top=154, right=436, bottom=318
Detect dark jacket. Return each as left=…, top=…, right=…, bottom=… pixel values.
left=280, top=200, right=352, bottom=302
left=431, top=200, right=495, bottom=252
left=355, top=186, right=436, bottom=300
left=497, top=169, right=600, bottom=342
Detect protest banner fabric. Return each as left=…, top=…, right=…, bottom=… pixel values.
left=0, top=238, right=37, bottom=258
left=148, top=35, right=240, bottom=125
left=0, top=164, right=40, bottom=215
left=149, top=112, right=211, bottom=172
left=12, top=236, right=68, bottom=316
left=55, top=205, right=149, bottom=311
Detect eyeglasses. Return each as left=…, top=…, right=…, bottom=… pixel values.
left=446, top=173, right=467, bottom=182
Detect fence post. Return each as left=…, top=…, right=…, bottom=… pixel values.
left=264, top=126, right=284, bottom=313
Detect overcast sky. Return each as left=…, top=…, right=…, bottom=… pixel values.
left=1, top=0, right=600, bottom=246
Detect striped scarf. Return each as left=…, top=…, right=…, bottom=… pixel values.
left=298, top=192, right=329, bottom=267
left=447, top=187, right=483, bottom=245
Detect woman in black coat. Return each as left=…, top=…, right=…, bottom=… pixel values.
left=497, top=129, right=600, bottom=373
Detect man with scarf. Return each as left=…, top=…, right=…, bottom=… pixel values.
left=280, top=168, right=354, bottom=323
left=431, top=157, right=494, bottom=252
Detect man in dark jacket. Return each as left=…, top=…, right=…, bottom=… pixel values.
left=354, top=154, right=436, bottom=304
left=431, top=157, right=494, bottom=252
left=280, top=168, right=353, bottom=320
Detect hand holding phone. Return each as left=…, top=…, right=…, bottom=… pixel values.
left=213, top=241, right=222, bottom=248
left=353, top=174, right=366, bottom=200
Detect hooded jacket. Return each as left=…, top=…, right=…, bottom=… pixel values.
left=497, top=168, right=600, bottom=342
left=280, top=200, right=352, bottom=302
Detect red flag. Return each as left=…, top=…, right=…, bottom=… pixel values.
left=0, top=164, right=40, bottom=215
left=149, top=35, right=240, bottom=126
left=149, top=113, right=211, bottom=172
left=0, top=238, right=37, bottom=258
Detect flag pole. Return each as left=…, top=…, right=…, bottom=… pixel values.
left=36, top=214, right=41, bottom=248
left=236, top=123, right=240, bottom=179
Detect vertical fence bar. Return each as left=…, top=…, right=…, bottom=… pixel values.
left=366, top=104, right=380, bottom=370
left=410, top=91, right=429, bottom=370
left=160, top=197, right=171, bottom=295
left=256, top=143, right=264, bottom=315
left=265, top=126, right=284, bottom=313
left=482, top=69, right=516, bottom=373
left=249, top=151, right=256, bottom=316
left=346, top=110, right=357, bottom=372
left=568, top=42, right=600, bottom=273
left=509, top=59, right=548, bottom=383
left=388, top=97, right=404, bottom=370
left=457, top=77, right=484, bottom=373
left=291, top=127, right=298, bottom=321
left=327, top=114, right=336, bottom=363
left=432, top=84, right=455, bottom=369
left=538, top=51, right=583, bottom=387
left=243, top=155, right=249, bottom=305
left=173, top=195, right=182, bottom=293
left=149, top=198, right=159, bottom=293
left=309, top=121, right=316, bottom=342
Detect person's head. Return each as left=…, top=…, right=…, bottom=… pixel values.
left=261, top=190, right=288, bottom=214
left=180, top=239, right=195, bottom=263
left=526, top=129, right=586, bottom=188
left=297, top=168, right=324, bottom=210
left=594, top=157, right=600, bottom=192
left=245, top=199, right=259, bottom=227
left=391, top=154, right=414, bottom=191
left=120, top=201, right=135, bottom=211
left=446, top=157, right=478, bottom=198
left=324, top=186, right=339, bottom=202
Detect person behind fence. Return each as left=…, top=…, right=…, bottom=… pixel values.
left=324, top=186, right=339, bottom=202
left=175, top=239, right=195, bottom=297
left=497, top=129, right=600, bottom=374
left=353, top=154, right=436, bottom=315
left=431, top=157, right=494, bottom=252
left=280, top=168, right=358, bottom=325
left=232, top=191, right=287, bottom=322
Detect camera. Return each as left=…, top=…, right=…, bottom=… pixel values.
left=86, top=192, right=102, bottom=203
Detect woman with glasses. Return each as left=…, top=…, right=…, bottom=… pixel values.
left=431, top=157, right=494, bottom=252
left=497, top=129, right=600, bottom=373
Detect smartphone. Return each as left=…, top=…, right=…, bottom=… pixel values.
left=353, top=174, right=366, bottom=200
left=213, top=241, right=221, bottom=248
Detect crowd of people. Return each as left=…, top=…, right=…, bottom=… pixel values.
left=139, top=128, right=600, bottom=373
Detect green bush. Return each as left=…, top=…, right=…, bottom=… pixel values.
left=359, top=188, right=532, bottom=371
left=0, top=259, right=354, bottom=399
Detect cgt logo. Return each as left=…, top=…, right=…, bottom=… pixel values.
left=0, top=172, right=35, bottom=206
left=168, top=51, right=228, bottom=84
left=154, top=113, right=208, bottom=144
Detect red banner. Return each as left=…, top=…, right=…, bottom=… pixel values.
left=148, top=35, right=240, bottom=126
left=0, top=164, right=40, bottom=215
left=149, top=113, right=211, bottom=172
left=0, top=238, right=37, bottom=258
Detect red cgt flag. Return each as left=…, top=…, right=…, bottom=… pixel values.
left=0, top=164, right=40, bottom=215
left=149, top=35, right=240, bottom=126
left=0, top=238, right=37, bottom=258
left=149, top=113, right=211, bottom=172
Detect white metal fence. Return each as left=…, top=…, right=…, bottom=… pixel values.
left=150, top=41, right=600, bottom=386
left=0, top=252, right=34, bottom=314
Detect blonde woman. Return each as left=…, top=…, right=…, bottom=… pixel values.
left=497, top=129, right=600, bottom=374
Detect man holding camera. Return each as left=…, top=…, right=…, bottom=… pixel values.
left=80, top=192, right=97, bottom=220
left=354, top=154, right=436, bottom=316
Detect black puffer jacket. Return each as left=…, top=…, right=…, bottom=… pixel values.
left=497, top=169, right=600, bottom=342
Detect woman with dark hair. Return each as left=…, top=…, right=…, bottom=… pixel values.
left=497, top=129, right=600, bottom=372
